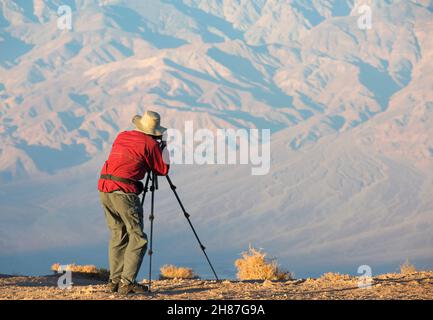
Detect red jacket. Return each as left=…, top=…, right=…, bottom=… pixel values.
left=98, top=130, right=169, bottom=194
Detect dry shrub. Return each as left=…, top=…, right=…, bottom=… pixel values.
left=51, top=263, right=109, bottom=279
left=234, top=246, right=292, bottom=281
left=159, top=265, right=198, bottom=280
left=400, top=259, right=417, bottom=274
left=51, top=263, right=62, bottom=272
left=51, top=263, right=96, bottom=273
left=319, top=272, right=352, bottom=282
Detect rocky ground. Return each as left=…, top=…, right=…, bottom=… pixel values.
left=1, top=272, right=433, bottom=300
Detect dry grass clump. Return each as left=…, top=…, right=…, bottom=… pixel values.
left=234, top=246, right=292, bottom=281
left=319, top=272, right=352, bottom=283
left=52, top=263, right=96, bottom=273
left=51, top=263, right=109, bottom=279
left=400, top=259, right=417, bottom=274
left=159, top=265, right=198, bottom=280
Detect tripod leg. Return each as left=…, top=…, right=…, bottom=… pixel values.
left=141, top=172, right=151, bottom=206
left=148, top=171, right=156, bottom=292
left=165, top=175, right=219, bottom=281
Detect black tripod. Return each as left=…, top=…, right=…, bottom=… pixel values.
left=140, top=171, right=219, bottom=292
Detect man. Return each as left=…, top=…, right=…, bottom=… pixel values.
left=98, top=111, right=169, bottom=295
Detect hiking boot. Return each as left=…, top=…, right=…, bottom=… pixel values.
left=107, top=280, right=119, bottom=293
left=118, top=281, right=149, bottom=295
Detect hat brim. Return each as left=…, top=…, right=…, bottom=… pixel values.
left=132, top=116, right=166, bottom=136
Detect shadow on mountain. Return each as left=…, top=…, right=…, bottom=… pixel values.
left=64, top=40, right=83, bottom=57
left=58, top=111, right=85, bottom=132
left=109, top=40, right=134, bottom=57
left=0, top=32, right=34, bottom=69
left=162, top=0, right=243, bottom=43
left=298, top=92, right=326, bottom=113
left=13, top=0, right=38, bottom=23
left=207, top=48, right=265, bottom=86
left=331, top=1, right=353, bottom=17
left=393, top=59, right=413, bottom=87
left=291, top=2, right=325, bottom=27
left=26, top=65, right=45, bottom=84
left=69, top=93, right=90, bottom=108
left=325, top=115, right=346, bottom=131
left=150, top=70, right=212, bottom=109
left=216, top=110, right=286, bottom=132
left=355, top=60, right=401, bottom=111
left=164, top=56, right=293, bottom=112
left=207, top=47, right=294, bottom=109
left=0, top=159, right=28, bottom=183
left=165, top=58, right=215, bottom=82
left=18, top=142, right=90, bottom=174
left=254, top=86, right=294, bottom=110
left=104, top=5, right=187, bottom=49
left=0, top=8, right=9, bottom=27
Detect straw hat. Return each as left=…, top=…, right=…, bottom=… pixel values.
left=132, top=111, right=166, bottom=136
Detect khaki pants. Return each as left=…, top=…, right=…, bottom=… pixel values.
left=99, top=191, right=148, bottom=284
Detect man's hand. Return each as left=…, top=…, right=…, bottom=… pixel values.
left=152, top=135, right=167, bottom=150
